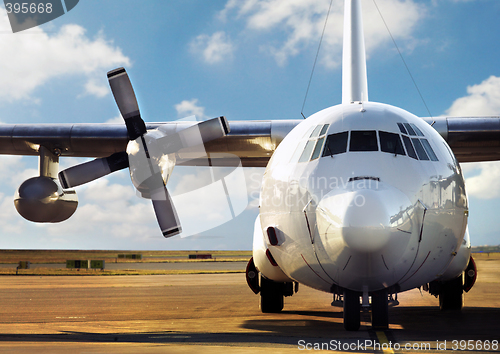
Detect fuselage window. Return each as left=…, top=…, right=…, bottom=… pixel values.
left=421, top=139, right=438, bottom=161
left=412, top=138, right=429, bottom=160
left=410, top=123, right=425, bottom=136
left=311, top=137, right=325, bottom=160
left=403, top=123, right=416, bottom=136
left=402, top=135, right=418, bottom=159
left=379, top=131, right=405, bottom=156
left=350, top=130, right=378, bottom=151
left=299, top=140, right=316, bottom=162
left=322, top=131, right=348, bottom=156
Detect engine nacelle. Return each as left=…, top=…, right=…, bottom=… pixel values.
left=14, top=176, right=78, bottom=223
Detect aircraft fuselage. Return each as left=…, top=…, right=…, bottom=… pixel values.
left=255, top=102, right=470, bottom=295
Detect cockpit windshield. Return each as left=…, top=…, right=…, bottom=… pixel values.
left=350, top=131, right=378, bottom=151
left=295, top=122, right=439, bottom=163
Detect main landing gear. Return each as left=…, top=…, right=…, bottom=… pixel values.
left=426, top=256, right=477, bottom=311
left=260, top=276, right=293, bottom=313
left=245, top=257, right=296, bottom=313
left=439, top=274, right=463, bottom=310
left=342, top=288, right=390, bottom=331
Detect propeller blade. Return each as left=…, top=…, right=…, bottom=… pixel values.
left=151, top=185, right=182, bottom=238
left=58, top=151, right=129, bottom=189
left=107, top=67, right=147, bottom=140
left=155, top=116, right=229, bottom=155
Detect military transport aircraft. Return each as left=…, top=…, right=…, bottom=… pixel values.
left=0, top=0, right=498, bottom=331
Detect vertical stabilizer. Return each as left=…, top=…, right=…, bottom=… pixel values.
left=342, top=0, right=368, bottom=104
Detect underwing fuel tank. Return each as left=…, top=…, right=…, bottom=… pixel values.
left=14, top=176, right=78, bottom=223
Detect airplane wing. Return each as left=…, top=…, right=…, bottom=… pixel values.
left=423, top=116, right=500, bottom=163
left=1, top=116, right=500, bottom=165
left=0, top=120, right=300, bottom=167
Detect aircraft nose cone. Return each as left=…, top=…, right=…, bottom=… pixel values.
left=315, top=181, right=419, bottom=291
left=316, top=182, right=414, bottom=254
left=341, top=189, right=392, bottom=253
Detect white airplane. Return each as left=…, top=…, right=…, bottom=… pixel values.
left=0, top=0, right=497, bottom=330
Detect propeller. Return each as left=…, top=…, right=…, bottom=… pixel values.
left=58, top=67, right=229, bottom=237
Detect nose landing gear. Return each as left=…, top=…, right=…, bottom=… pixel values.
left=341, top=288, right=390, bottom=331
left=371, top=288, right=389, bottom=329
left=343, top=289, right=361, bottom=331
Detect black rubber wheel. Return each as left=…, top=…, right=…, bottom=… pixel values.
left=260, top=275, right=284, bottom=313
left=371, top=288, right=389, bottom=329
left=439, top=274, right=463, bottom=311
left=343, top=289, right=361, bottom=331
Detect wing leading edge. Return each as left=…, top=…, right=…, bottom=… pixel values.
left=0, top=120, right=301, bottom=167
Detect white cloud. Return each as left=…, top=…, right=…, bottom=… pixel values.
left=463, top=162, right=500, bottom=200
left=190, top=31, right=234, bottom=64
left=218, top=0, right=425, bottom=67
left=446, top=76, right=500, bottom=116
left=83, top=77, right=110, bottom=98
left=0, top=11, right=131, bottom=101
left=175, top=98, right=207, bottom=119
left=105, top=115, right=124, bottom=124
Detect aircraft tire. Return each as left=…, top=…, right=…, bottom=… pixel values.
left=343, top=289, right=361, bottom=331
left=439, top=274, right=463, bottom=311
left=260, top=275, right=284, bottom=313
left=371, top=288, right=389, bottom=329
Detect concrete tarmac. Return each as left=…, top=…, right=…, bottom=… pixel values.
left=0, top=254, right=498, bottom=353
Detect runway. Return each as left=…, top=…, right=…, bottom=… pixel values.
left=0, top=254, right=498, bottom=353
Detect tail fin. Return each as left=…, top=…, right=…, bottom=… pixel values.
left=342, top=0, right=368, bottom=104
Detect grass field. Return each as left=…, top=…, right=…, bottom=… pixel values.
left=0, top=250, right=252, bottom=264
left=0, top=250, right=252, bottom=276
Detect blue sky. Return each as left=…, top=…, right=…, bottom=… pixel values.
left=0, top=0, right=500, bottom=250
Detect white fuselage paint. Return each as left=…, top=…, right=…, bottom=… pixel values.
left=254, top=102, right=470, bottom=294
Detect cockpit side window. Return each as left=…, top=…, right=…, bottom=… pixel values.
left=350, top=131, right=378, bottom=151
left=402, top=135, right=418, bottom=159
left=403, top=123, right=416, bottom=136
left=397, top=123, right=407, bottom=135
left=295, top=124, right=330, bottom=162
left=410, top=123, right=424, bottom=136
left=398, top=122, right=439, bottom=162
left=421, top=139, right=438, bottom=161
left=310, top=125, right=323, bottom=138
left=311, top=137, right=325, bottom=160
left=322, top=131, right=348, bottom=156
left=379, top=131, right=405, bottom=155
left=320, top=124, right=330, bottom=136
left=298, top=140, right=316, bottom=162
left=411, top=138, right=429, bottom=160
